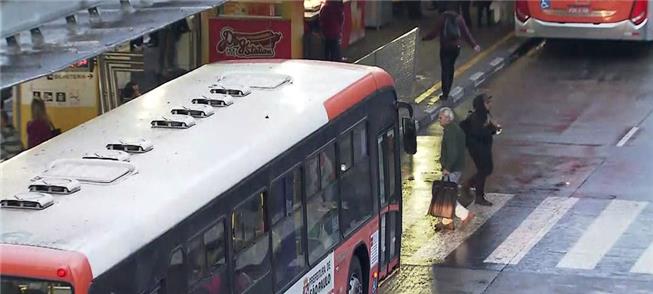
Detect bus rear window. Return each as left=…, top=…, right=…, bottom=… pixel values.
left=1, top=276, right=73, bottom=294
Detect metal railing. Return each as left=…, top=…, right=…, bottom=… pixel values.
left=355, top=28, right=419, bottom=100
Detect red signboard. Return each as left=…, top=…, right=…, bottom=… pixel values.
left=209, top=18, right=292, bottom=62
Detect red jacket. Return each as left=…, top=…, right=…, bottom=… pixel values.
left=319, top=1, right=344, bottom=40
left=27, top=119, right=54, bottom=149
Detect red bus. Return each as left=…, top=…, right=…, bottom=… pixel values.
left=0, top=60, right=416, bottom=294
left=515, top=0, right=652, bottom=41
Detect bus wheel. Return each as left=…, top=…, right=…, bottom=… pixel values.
left=348, top=255, right=364, bottom=294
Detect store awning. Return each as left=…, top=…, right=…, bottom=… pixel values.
left=0, top=0, right=227, bottom=90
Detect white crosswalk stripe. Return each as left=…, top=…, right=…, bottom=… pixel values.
left=557, top=199, right=648, bottom=270
left=484, top=197, right=578, bottom=265
left=404, top=193, right=514, bottom=265
left=631, top=242, right=653, bottom=274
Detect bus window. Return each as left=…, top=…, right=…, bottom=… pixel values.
left=305, top=156, right=320, bottom=197
left=195, top=221, right=228, bottom=294
left=320, top=143, right=336, bottom=188
left=377, top=128, right=398, bottom=205
left=188, top=235, right=206, bottom=284
left=338, top=132, right=353, bottom=173
left=306, top=142, right=340, bottom=264
left=0, top=277, right=72, bottom=294
left=233, top=191, right=270, bottom=294
left=271, top=168, right=306, bottom=290
left=340, top=123, right=373, bottom=235
left=167, top=248, right=186, bottom=293
left=353, top=122, right=368, bottom=162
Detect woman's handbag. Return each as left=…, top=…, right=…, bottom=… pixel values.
left=428, top=176, right=458, bottom=218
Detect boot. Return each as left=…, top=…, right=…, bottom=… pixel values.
left=475, top=194, right=493, bottom=206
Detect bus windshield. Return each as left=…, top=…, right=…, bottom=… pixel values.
left=0, top=276, right=73, bottom=294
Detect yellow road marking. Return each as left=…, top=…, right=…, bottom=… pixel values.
left=414, top=32, right=516, bottom=105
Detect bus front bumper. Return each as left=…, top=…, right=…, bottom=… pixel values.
left=515, top=17, right=650, bottom=41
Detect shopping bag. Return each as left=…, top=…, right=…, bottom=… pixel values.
left=428, top=176, right=458, bottom=218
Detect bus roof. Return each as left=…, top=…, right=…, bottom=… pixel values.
left=0, top=60, right=393, bottom=277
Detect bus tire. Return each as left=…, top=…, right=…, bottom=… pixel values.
left=348, top=255, right=364, bottom=294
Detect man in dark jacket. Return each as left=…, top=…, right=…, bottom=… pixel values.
left=463, top=94, right=500, bottom=206
left=436, top=107, right=475, bottom=231
left=422, top=5, right=480, bottom=101
left=319, top=0, right=345, bottom=62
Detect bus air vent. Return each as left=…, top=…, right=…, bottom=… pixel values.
left=171, top=105, right=215, bottom=117
left=191, top=95, right=234, bottom=107
left=37, top=159, right=136, bottom=184
left=219, top=72, right=292, bottom=89
left=208, top=84, right=251, bottom=97
left=106, top=139, right=153, bottom=153
left=82, top=150, right=131, bottom=162
left=1, top=192, right=54, bottom=210
left=29, top=178, right=81, bottom=195
left=151, top=115, right=196, bottom=129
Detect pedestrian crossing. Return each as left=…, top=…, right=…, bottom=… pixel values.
left=406, top=194, right=653, bottom=277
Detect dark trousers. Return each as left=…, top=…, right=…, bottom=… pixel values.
left=468, top=144, right=493, bottom=197
left=457, top=1, right=472, bottom=27
left=439, top=46, right=461, bottom=98
left=324, top=38, right=341, bottom=62
left=477, top=1, right=492, bottom=26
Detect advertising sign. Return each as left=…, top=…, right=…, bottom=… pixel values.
left=209, top=18, right=291, bottom=62
left=285, top=252, right=335, bottom=294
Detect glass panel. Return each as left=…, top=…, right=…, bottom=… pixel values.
left=389, top=212, right=398, bottom=259
left=386, top=129, right=397, bottom=203
left=338, top=133, right=353, bottom=173
left=380, top=215, right=387, bottom=267
left=205, top=222, right=226, bottom=269
left=340, top=160, right=372, bottom=235
left=305, top=156, right=320, bottom=197
left=377, top=136, right=386, bottom=205
left=272, top=207, right=306, bottom=290
left=320, top=143, right=336, bottom=188
left=306, top=183, right=340, bottom=264
left=353, top=123, right=368, bottom=162
left=270, top=178, right=286, bottom=225
left=233, top=191, right=266, bottom=253
left=291, top=168, right=302, bottom=211
left=188, top=236, right=206, bottom=284
left=234, top=234, right=270, bottom=294
left=167, top=248, right=185, bottom=294
left=0, top=277, right=73, bottom=294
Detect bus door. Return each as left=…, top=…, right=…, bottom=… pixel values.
left=376, top=127, right=401, bottom=279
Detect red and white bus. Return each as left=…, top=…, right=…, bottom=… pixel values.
left=0, top=60, right=416, bottom=293
left=515, top=0, right=653, bottom=41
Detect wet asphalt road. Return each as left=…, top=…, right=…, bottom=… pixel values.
left=380, top=40, right=653, bottom=293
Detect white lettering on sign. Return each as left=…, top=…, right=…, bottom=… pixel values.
left=370, top=230, right=379, bottom=268
left=285, top=252, right=334, bottom=294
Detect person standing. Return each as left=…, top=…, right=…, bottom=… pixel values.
left=422, top=5, right=481, bottom=101
left=26, top=98, right=56, bottom=149
left=319, top=0, right=345, bottom=62
left=0, top=110, right=23, bottom=161
left=457, top=0, right=473, bottom=27
left=436, top=107, right=475, bottom=231
left=476, top=0, right=493, bottom=27
left=463, top=94, right=500, bottom=206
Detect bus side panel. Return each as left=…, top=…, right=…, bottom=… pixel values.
left=333, top=218, right=380, bottom=294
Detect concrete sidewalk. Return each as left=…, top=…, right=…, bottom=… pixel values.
left=341, top=6, right=539, bottom=133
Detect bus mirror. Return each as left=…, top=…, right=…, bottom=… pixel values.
left=402, top=118, right=417, bottom=155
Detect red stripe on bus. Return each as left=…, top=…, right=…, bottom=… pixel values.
left=324, top=68, right=395, bottom=120
left=0, top=244, right=93, bottom=294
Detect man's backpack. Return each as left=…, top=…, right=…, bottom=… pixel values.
left=442, top=13, right=461, bottom=41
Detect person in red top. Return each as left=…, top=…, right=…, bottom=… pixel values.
left=422, top=5, right=481, bottom=101
left=319, top=0, right=345, bottom=62
left=27, top=98, right=56, bottom=149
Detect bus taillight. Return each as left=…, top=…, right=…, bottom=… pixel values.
left=631, top=0, right=648, bottom=25
left=516, top=0, right=531, bottom=23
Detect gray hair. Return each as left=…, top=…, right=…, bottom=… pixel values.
left=439, top=107, right=455, bottom=121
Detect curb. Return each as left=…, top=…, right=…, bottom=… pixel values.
left=411, top=37, right=544, bottom=133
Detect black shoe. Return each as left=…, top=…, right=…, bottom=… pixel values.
left=439, top=94, right=448, bottom=101
left=476, top=196, right=493, bottom=206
